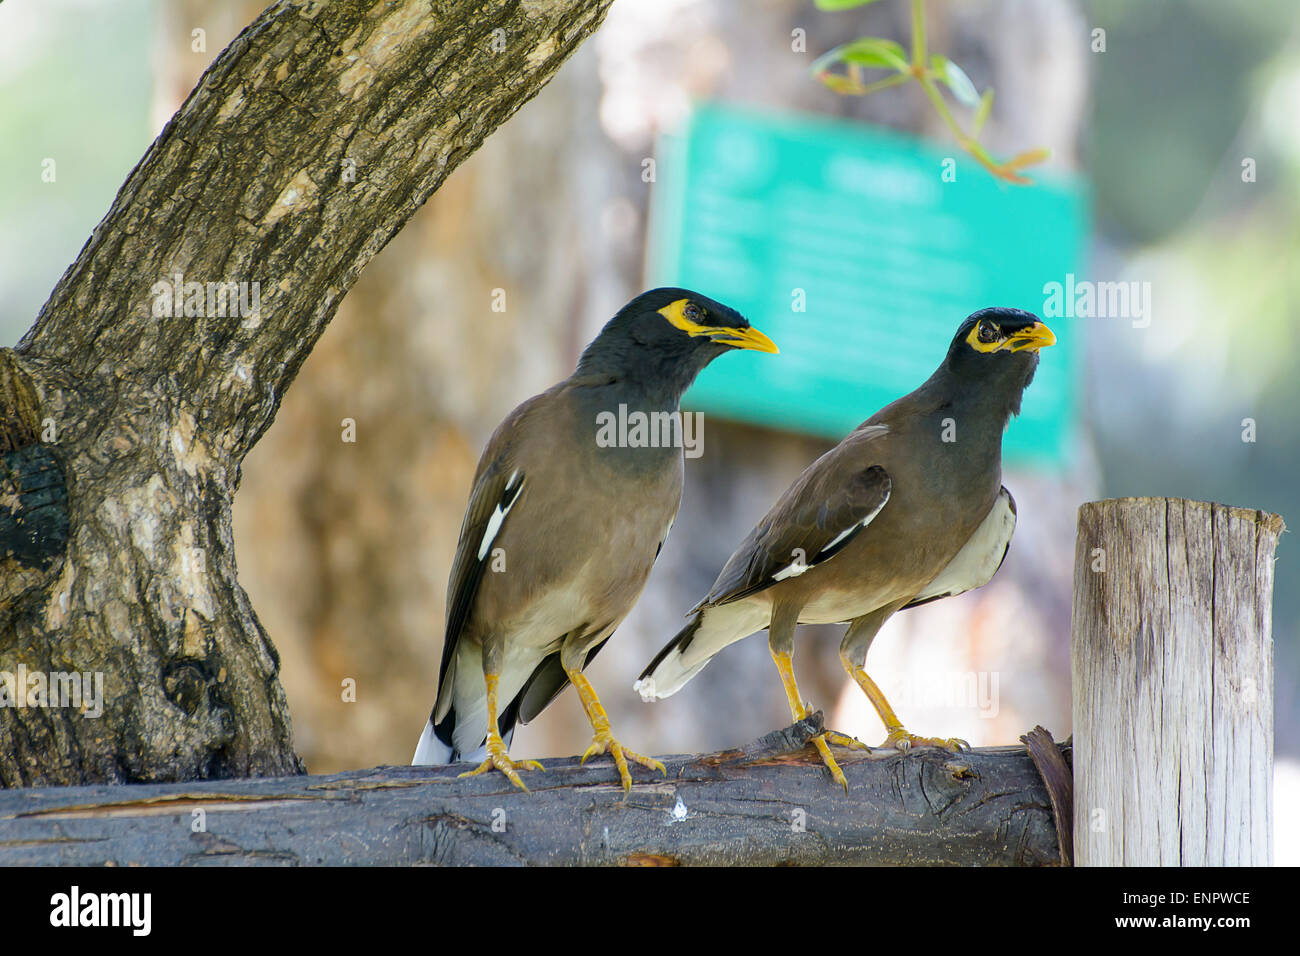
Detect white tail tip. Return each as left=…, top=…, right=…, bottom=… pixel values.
left=632, top=676, right=660, bottom=702
left=411, top=718, right=452, bottom=766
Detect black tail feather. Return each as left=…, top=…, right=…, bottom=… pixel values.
left=432, top=695, right=522, bottom=762
left=639, top=613, right=702, bottom=682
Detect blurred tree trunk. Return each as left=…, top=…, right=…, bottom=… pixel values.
left=0, top=0, right=612, bottom=787
left=223, top=0, right=1088, bottom=773
left=599, top=0, right=1089, bottom=756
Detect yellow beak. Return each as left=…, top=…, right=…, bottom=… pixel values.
left=1007, top=321, right=1056, bottom=352
left=707, top=324, right=779, bottom=354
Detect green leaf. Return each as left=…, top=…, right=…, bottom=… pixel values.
left=814, top=0, right=886, bottom=9
left=824, top=37, right=909, bottom=72
left=816, top=73, right=861, bottom=94
left=931, top=54, right=981, bottom=108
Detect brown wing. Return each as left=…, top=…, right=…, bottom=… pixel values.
left=435, top=464, right=524, bottom=692
left=432, top=398, right=544, bottom=719
left=697, top=425, right=892, bottom=610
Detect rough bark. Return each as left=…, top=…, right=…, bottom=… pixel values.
left=225, top=17, right=614, bottom=772
left=1021, top=724, right=1072, bottom=866
left=0, top=718, right=1068, bottom=866
left=0, top=0, right=612, bottom=787
left=1071, top=498, right=1282, bottom=865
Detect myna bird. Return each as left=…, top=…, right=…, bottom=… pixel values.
left=635, top=307, right=1054, bottom=788
left=412, top=288, right=777, bottom=791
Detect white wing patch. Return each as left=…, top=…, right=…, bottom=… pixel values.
left=769, top=494, right=890, bottom=582
left=816, top=497, right=887, bottom=559
left=771, top=559, right=809, bottom=582
left=820, top=525, right=858, bottom=554
left=908, top=487, right=1016, bottom=606
left=476, top=469, right=524, bottom=560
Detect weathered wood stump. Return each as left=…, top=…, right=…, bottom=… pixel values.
left=1071, top=498, right=1282, bottom=865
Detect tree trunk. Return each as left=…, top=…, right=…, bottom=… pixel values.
left=1071, top=497, right=1282, bottom=865
left=0, top=0, right=612, bottom=788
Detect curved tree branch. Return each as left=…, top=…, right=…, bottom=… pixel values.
left=1, top=0, right=612, bottom=787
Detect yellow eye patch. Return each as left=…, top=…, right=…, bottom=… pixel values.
left=658, top=299, right=711, bottom=336
left=966, top=322, right=1005, bottom=353
left=656, top=298, right=779, bottom=354
left=965, top=320, right=1056, bottom=354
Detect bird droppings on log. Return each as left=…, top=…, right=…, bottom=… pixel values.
left=0, top=721, right=1069, bottom=866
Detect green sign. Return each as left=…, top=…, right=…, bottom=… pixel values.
left=647, top=102, right=1089, bottom=467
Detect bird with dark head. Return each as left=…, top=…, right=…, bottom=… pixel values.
left=940, top=307, right=1047, bottom=418
left=413, top=287, right=776, bottom=791
left=575, top=288, right=777, bottom=398
left=636, top=306, right=1054, bottom=789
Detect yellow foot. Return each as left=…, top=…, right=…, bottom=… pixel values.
left=823, top=730, right=872, bottom=752
left=881, top=728, right=970, bottom=753
left=458, top=747, right=545, bottom=792
left=808, top=733, right=850, bottom=790
left=581, top=733, right=667, bottom=793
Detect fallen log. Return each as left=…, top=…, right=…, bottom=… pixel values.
left=0, top=717, right=1066, bottom=866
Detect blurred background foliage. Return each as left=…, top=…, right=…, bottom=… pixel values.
left=1077, top=0, right=1300, bottom=748
left=0, top=0, right=1296, bottom=858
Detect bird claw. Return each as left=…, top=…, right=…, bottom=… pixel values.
left=881, top=728, right=970, bottom=753
left=822, top=730, right=872, bottom=752
left=458, top=740, right=545, bottom=792
left=808, top=733, right=849, bottom=791
left=786, top=695, right=855, bottom=788
left=581, top=732, right=666, bottom=792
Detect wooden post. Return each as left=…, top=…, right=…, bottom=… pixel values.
left=1072, top=498, right=1283, bottom=865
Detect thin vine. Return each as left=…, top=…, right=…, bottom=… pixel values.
left=812, top=0, right=1050, bottom=184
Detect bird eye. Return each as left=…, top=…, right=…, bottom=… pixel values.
left=977, top=322, right=999, bottom=344
left=683, top=303, right=702, bottom=322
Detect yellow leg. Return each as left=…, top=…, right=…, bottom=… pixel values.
left=843, top=661, right=969, bottom=753
left=769, top=649, right=867, bottom=790
left=566, top=667, right=666, bottom=793
left=458, top=673, right=545, bottom=791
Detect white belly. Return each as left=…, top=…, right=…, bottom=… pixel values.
left=798, top=586, right=896, bottom=625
